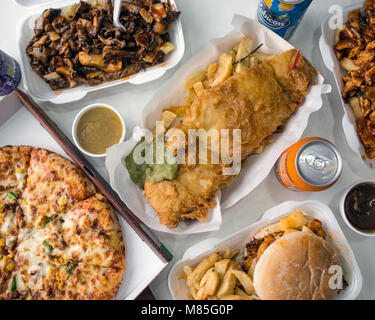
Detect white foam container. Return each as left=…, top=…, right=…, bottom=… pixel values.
left=168, top=200, right=363, bottom=300
left=15, top=0, right=185, bottom=104
left=319, top=1, right=373, bottom=168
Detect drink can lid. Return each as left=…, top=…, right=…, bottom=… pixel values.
left=296, top=140, right=342, bottom=187
left=279, top=0, right=306, bottom=4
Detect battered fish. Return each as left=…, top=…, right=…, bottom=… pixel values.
left=144, top=49, right=317, bottom=228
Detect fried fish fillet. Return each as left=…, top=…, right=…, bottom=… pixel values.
left=144, top=49, right=317, bottom=228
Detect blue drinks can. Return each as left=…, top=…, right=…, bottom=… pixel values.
left=257, top=0, right=313, bottom=40
left=0, top=50, right=21, bottom=96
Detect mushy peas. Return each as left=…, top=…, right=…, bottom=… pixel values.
left=76, top=107, right=123, bottom=155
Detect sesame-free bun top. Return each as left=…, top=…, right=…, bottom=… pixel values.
left=253, top=231, right=341, bottom=300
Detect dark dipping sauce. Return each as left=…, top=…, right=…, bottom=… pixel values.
left=345, top=182, right=375, bottom=231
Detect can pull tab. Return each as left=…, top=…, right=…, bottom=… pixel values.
left=304, top=154, right=328, bottom=170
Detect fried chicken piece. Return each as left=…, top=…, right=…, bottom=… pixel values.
left=306, top=218, right=326, bottom=238
left=256, top=235, right=276, bottom=260
left=144, top=49, right=317, bottom=228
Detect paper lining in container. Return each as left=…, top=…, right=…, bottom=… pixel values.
left=168, top=200, right=363, bottom=300
left=15, top=0, right=185, bottom=104
left=319, top=0, right=374, bottom=169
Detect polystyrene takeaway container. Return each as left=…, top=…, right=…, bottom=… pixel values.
left=15, top=0, right=185, bottom=104
left=169, top=200, right=363, bottom=300
left=319, top=0, right=373, bottom=168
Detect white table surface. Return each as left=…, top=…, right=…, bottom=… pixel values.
left=1, top=0, right=374, bottom=300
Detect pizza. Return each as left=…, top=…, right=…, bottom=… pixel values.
left=0, top=146, right=125, bottom=300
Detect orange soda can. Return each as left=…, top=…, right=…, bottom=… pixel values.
left=274, top=137, right=342, bottom=192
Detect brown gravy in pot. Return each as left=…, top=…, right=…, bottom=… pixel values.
left=76, top=107, right=123, bottom=155
left=344, top=182, right=375, bottom=232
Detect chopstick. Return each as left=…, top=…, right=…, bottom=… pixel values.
left=14, top=88, right=173, bottom=263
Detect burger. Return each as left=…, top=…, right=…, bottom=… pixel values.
left=242, top=211, right=346, bottom=300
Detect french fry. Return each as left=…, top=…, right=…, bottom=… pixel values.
left=254, top=222, right=283, bottom=239
left=207, top=63, right=218, bottom=80
left=235, top=287, right=254, bottom=299
left=214, top=259, right=231, bottom=281
left=165, top=105, right=187, bottom=117
left=302, top=225, right=313, bottom=233
left=231, top=269, right=255, bottom=295
left=280, top=210, right=308, bottom=231
left=159, top=111, right=177, bottom=130
left=185, top=70, right=207, bottom=90
left=183, top=265, right=193, bottom=276
left=228, top=249, right=240, bottom=260
left=185, top=88, right=197, bottom=106
left=211, top=53, right=233, bottom=87
left=203, top=270, right=220, bottom=296
left=222, top=248, right=231, bottom=259
left=200, top=267, right=214, bottom=287
left=235, top=36, right=254, bottom=73
left=187, top=252, right=219, bottom=290
left=216, top=261, right=239, bottom=298
left=193, top=81, right=205, bottom=96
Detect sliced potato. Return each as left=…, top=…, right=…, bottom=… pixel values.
left=62, top=4, right=77, bottom=21
left=214, top=259, right=231, bottom=281
left=48, top=31, right=60, bottom=42
left=235, top=36, right=253, bottom=73
left=200, top=267, right=214, bottom=287
left=164, top=105, right=187, bottom=117
left=104, top=60, right=122, bottom=73
left=216, top=261, right=238, bottom=298
left=302, top=225, right=313, bottom=233
left=78, top=52, right=105, bottom=69
left=349, top=96, right=363, bottom=119
left=222, top=248, right=231, bottom=259
left=160, top=42, right=176, bottom=55
left=183, top=265, right=193, bottom=276
left=253, top=51, right=274, bottom=62
left=178, top=273, right=187, bottom=280
left=340, top=57, right=360, bottom=72
left=187, top=252, right=219, bottom=290
left=235, top=287, right=255, bottom=300
left=254, top=222, right=283, bottom=239
left=204, top=270, right=220, bottom=296
left=193, top=81, right=205, bottom=96
left=231, top=269, right=255, bottom=295
left=228, top=249, right=240, bottom=259
left=211, top=53, right=233, bottom=87
left=160, top=111, right=177, bottom=130
left=207, top=63, right=218, bottom=80
left=185, top=70, right=207, bottom=90
left=196, top=286, right=206, bottom=300
left=143, top=53, right=155, bottom=63
left=185, top=88, right=197, bottom=106
left=280, top=210, right=308, bottom=231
